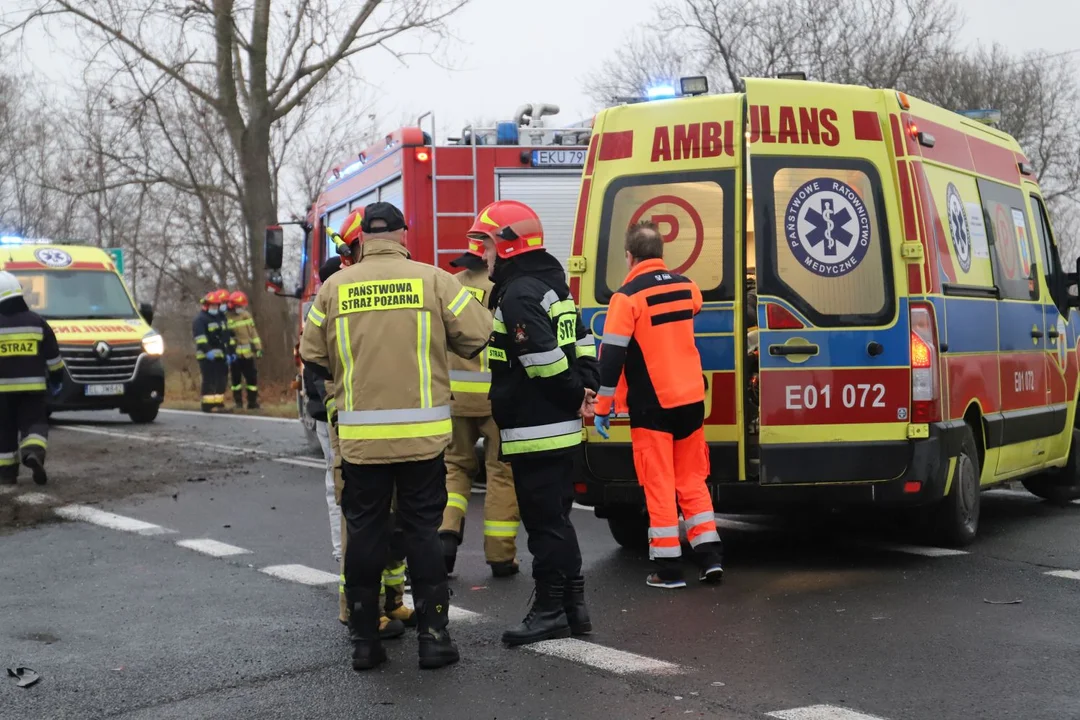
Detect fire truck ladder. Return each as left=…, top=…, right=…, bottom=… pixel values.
left=418, top=111, right=479, bottom=265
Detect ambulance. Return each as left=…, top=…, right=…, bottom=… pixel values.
left=0, top=241, right=165, bottom=423
left=572, top=77, right=1080, bottom=546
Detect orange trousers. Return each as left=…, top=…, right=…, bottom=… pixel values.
left=631, top=425, right=719, bottom=560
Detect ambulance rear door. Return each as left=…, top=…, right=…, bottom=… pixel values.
left=584, top=92, right=748, bottom=483
left=745, top=79, right=911, bottom=486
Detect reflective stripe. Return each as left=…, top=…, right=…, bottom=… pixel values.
left=236, top=344, right=252, bottom=352
left=575, top=336, right=597, bottom=359
left=601, top=333, right=631, bottom=348
left=194, top=335, right=208, bottom=343
left=0, top=326, right=42, bottom=338
left=689, top=530, right=721, bottom=547
left=493, top=312, right=507, bottom=333
left=684, top=511, right=715, bottom=529
left=501, top=419, right=583, bottom=442
left=650, top=545, right=682, bottom=559
left=307, top=305, right=326, bottom=327
left=648, top=526, right=681, bottom=539
left=339, top=573, right=345, bottom=594
left=207, top=323, right=220, bottom=331
left=524, top=354, right=569, bottom=378
left=450, top=370, right=491, bottom=383
left=450, top=370, right=490, bottom=394
left=518, top=348, right=565, bottom=368
left=0, top=451, right=16, bottom=466
left=548, top=299, right=576, bottom=318
left=195, top=352, right=206, bottom=360
left=539, top=289, right=559, bottom=312
left=338, top=406, right=451, bottom=425
left=448, top=287, right=473, bottom=317
left=446, top=492, right=469, bottom=513
left=0, top=333, right=44, bottom=342
left=20, top=434, right=46, bottom=449
left=382, top=564, right=407, bottom=586
left=0, top=377, right=45, bottom=387
left=335, top=317, right=355, bottom=411
left=597, top=385, right=616, bottom=398
left=46, top=356, right=64, bottom=371
left=0, top=384, right=46, bottom=392
left=417, top=311, right=432, bottom=408
left=484, top=520, right=520, bottom=538
left=338, top=418, right=451, bottom=440
left=246, top=385, right=258, bottom=392
left=231, top=384, right=243, bottom=391
left=494, top=307, right=504, bottom=322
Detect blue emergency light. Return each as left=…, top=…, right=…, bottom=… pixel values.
left=0, top=236, right=25, bottom=245
left=646, top=85, right=677, bottom=100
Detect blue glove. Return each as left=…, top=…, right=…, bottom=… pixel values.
left=593, top=414, right=610, bottom=439
left=227, top=354, right=237, bottom=365
left=206, top=349, right=223, bottom=361
left=48, top=380, right=63, bottom=397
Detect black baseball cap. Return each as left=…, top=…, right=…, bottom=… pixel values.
left=361, top=202, right=407, bottom=233
left=318, top=256, right=342, bottom=283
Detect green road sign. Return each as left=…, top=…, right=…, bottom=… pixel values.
left=104, top=248, right=124, bottom=275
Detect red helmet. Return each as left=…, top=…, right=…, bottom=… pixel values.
left=229, top=290, right=248, bottom=309
left=467, top=200, right=544, bottom=259
left=338, top=208, right=365, bottom=247
left=208, top=288, right=230, bottom=305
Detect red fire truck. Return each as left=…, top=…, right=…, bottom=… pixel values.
left=266, top=103, right=591, bottom=446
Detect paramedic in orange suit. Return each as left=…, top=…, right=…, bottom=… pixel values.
left=592, top=221, right=724, bottom=589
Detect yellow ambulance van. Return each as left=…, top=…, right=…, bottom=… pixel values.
left=0, top=240, right=165, bottom=423
left=572, top=78, right=1080, bottom=546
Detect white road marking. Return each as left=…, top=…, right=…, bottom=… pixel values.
left=259, top=564, right=339, bottom=585
left=1045, top=570, right=1080, bottom=581
left=0, top=485, right=16, bottom=495
left=176, top=539, right=251, bottom=557
left=160, top=408, right=298, bottom=424
left=525, top=638, right=685, bottom=676
left=859, top=541, right=968, bottom=558
left=572, top=502, right=591, bottom=511
left=984, top=489, right=1037, bottom=500
left=274, top=457, right=326, bottom=469
left=14, top=492, right=55, bottom=505
left=62, top=426, right=161, bottom=443
left=714, top=516, right=773, bottom=533
left=767, top=706, right=890, bottom=720
left=55, top=504, right=171, bottom=535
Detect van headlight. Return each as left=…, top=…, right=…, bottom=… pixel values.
left=142, top=332, right=165, bottom=356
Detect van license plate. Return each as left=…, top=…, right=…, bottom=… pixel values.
left=85, top=384, right=124, bottom=397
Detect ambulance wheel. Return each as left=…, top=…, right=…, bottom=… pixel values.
left=1022, top=428, right=1080, bottom=504
left=606, top=505, right=649, bottom=551
left=127, top=404, right=159, bottom=424
left=931, top=426, right=980, bottom=547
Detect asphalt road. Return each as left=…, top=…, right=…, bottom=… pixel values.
left=2, top=409, right=1080, bottom=720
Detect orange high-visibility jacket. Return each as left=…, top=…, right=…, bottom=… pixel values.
left=594, top=259, right=704, bottom=417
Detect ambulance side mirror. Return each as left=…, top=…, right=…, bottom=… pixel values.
left=1067, top=257, right=1080, bottom=308
left=265, top=225, right=284, bottom=271
left=139, top=302, right=154, bottom=325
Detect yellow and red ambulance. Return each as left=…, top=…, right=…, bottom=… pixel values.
left=0, top=241, right=164, bottom=423
left=573, top=78, right=1080, bottom=546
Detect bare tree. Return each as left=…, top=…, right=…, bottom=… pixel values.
left=4, top=0, right=469, bottom=373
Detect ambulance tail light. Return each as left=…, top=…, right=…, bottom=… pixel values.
left=766, top=303, right=804, bottom=330
left=909, top=303, right=940, bottom=423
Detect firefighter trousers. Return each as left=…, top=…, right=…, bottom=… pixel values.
left=440, top=415, right=519, bottom=564
left=198, top=358, right=228, bottom=411
left=0, top=391, right=48, bottom=482
left=509, top=451, right=583, bottom=584
left=630, top=403, right=721, bottom=574
left=230, top=357, right=258, bottom=407
left=339, top=456, right=437, bottom=620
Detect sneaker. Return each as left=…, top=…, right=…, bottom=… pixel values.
left=646, top=573, right=686, bottom=589
left=699, top=564, right=724, bottom=584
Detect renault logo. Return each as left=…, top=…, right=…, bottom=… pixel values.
left=94, top=341, right=111, bottom=360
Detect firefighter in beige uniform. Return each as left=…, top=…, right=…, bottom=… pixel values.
left=301, top=202, right=491, bottom=671
left=440, top=237, right=520, bottom=577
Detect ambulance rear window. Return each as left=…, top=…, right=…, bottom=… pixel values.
left=752, top=158, right=893, bottom=326
left=594, top=170, right=735, bottom=302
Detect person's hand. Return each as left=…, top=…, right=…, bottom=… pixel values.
left=593, top=413, right=610, bottom=439
left=227, top=354, right=237, bottom=365
left=578, top=388, right=597, bottom=419
left=256, top=349, right=263, bottom=359
left=48, top=380, right=63, bottom=397
left=206, top=349, right=223, bottom=361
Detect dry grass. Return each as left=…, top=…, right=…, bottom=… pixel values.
left=162, top=370, right=298, bottom=419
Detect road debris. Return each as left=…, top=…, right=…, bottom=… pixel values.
left=7, top=667, right=40, bottom=688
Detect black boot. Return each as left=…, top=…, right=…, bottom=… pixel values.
left=564, top=575, right=592, bottom=636
left=22, top=451, right=47, bottom=486
left=233, top=390, right=244, bottom=409
left=0, top=468, right=16, bottom=486
left=490, top=559, right=520, bottom=578
left=346, top=588, right=387, bottom=671
left=440, top=532, right=459, bottom=575
left=415, top=582, right=459, bottom=670
left=501, top=580, right=571, bottom=647
left=247, top=390, right=259, bottom=410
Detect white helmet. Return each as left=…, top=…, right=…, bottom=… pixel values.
left=0, top=271, right=22, bottom=302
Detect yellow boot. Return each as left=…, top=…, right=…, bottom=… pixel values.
left=383, top=564, right=416, bottom=627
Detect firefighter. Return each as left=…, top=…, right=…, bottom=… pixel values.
left=307, top=253, right=414, bottom=638
left=592, top=221, right=723, bottom=589
left=227, top=290, right=262, bottom=409
left=300, top=201, right=490, bottom=671
left=440, top=236, right=521, bottom=579
left=192, top=289, right=234, bottom=413
left=467, top=200, right=599, bottom=647
left=0, top=271, right=64, bottom=486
